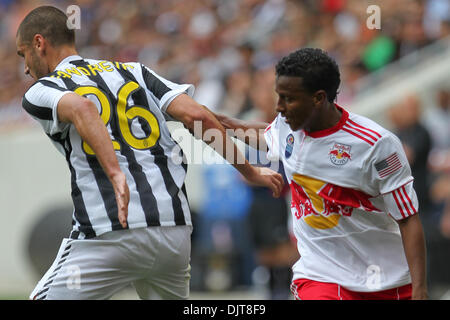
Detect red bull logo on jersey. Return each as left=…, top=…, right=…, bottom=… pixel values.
left=290, top=174, right=380, bottom=229
left=329, top=142, right=352, bottom=165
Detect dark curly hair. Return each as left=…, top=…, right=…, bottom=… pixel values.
left=275, top=48, right=340, bottom=103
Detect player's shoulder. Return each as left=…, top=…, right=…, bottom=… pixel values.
left=344, top=110, right=395, bottom=146
left=264, top=114, right=280, bottom=133
left=346, top=111, right=388, bottom=136
left=346, top=112, right=404, bottom=159
left=24, top=76, right=67, bottom=100
left=269, top=113, right=289, bottom=131
left=83, top=58, right=140, bottom=71
left=264, top=114, right=293, bottom=142
left=115, top=60, right=142, bottom=70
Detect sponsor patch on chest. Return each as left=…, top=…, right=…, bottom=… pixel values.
left=285, top=134, right=295, bottom=158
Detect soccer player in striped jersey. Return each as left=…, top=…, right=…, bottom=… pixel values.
left=215, top=48, right=428, bottom=300
left=16, top=6, right=284, bottom=300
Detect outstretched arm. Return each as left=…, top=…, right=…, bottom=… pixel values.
left=166, top=94, right=284, bottom=197
left=214, top=113, right=270, bottom=151
left=397, top=214, right=428, bottom=300
left=57, top=93, right=130, bottom=228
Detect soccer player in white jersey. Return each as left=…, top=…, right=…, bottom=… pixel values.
left=16, top=6, right=284, bottom=300
left=215, top=48, right=428, bottom=300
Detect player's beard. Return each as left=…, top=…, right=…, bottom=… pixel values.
left=29, top=48, right=50, bottom=80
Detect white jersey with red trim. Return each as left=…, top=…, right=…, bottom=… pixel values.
left=264, top=105, right=418, bottom=292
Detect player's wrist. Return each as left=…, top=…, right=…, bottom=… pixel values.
left=240, top=163, right=260, bottom=181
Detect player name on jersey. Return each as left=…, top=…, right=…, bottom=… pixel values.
left=50, top=61, right=134, bottom=79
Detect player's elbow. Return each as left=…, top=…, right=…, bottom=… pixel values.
left=166, top=94, right=218, bottom=132
left=71, top=98, right=99, bottom=126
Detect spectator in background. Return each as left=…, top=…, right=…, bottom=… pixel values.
left=390, top=90, right=450, bottom=293
left=430, top=176, right=450, bottom=238
left=388, top=94, right=432, bottom=215
left=394, top=3, right=432, bottom=59
left=238, top=65, right=299, bottom=300
left=422, top=88, right=450, bottom=233
left=2, top=0, right=448, bottom=130
left=424, top=89, right=450, bottom=158
left=221, top=67, right=253, bottom=118
left=425, top=168, right=450, bottom=291
left=422, top=88, right=450, bottom=289
left=245, top=163, right=299, bottom=300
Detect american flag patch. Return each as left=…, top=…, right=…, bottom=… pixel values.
left=375, top=153, right=402, bottom=178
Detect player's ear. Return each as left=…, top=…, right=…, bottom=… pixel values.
left=32, top=34, right=46, bottom=53
left=313, top=90, right=327, bottom=106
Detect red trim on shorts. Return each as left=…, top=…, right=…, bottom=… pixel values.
left=291, top=279, right=412, bottom=300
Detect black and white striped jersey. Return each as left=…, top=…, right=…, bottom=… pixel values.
left=22, top=55, right=194, bottom=239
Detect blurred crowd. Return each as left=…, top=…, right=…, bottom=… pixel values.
left=1, top=0, right=449, bottom=296
left=388, top=88, right=450, bottom=292
left=1, top=0, right=449, bottom=128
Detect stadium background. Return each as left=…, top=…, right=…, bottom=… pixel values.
left=0, top=0, right=449, bottom=299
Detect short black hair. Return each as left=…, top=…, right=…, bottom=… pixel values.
left=17, top=6, right=75, bottom=46
left=275, top=48, right=340, bottom=102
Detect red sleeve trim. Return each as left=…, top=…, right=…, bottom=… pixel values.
left=392, top=189, right=406, bottom=219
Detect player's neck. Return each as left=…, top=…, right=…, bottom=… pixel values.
left=305, top=102, right=342, bottom=133
left=48, top=46, right=79, bottom=72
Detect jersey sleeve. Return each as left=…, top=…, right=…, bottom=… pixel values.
left=22, top=80, right=72, bottom=135
left=366, top=133, right=414, bottom=195
left=263, top=115, right=282, bottom=162
left=382, top=181, right=419, bottom=220
left=140, top=64, right=195, bottom=115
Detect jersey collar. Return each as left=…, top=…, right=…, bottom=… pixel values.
left=304, top=104, right=349, bottom=138
left=54, top=55, right=84, bottom=70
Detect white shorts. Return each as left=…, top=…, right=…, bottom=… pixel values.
left=30, top=226, right=192, bottom=300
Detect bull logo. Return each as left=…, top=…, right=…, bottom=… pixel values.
left=329, top=143, right=352, bottom=165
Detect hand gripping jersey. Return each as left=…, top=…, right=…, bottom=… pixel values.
left=264, top=105, right=418, bottom=292
left=22, top=55, right=194, bottom=239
